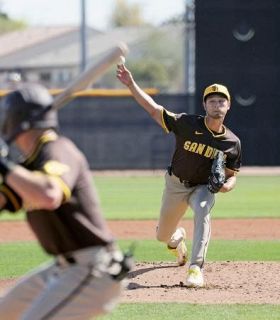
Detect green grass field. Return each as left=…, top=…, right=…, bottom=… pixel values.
left=98, top=175, right=280, bottom=219
left=0, top=175, right=279, bottom=221
left=0, top=174, right=279, bottom=319
left=0, top=240, right=279, bottom=278
left=0, top=239, right=279, bottom=319
left=97, top=304, right=280, bottom=320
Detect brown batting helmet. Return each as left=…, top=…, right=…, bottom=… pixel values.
left=1, top=83, right=58, bottom=143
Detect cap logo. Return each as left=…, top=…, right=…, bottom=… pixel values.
left=212, top=85, right=218, bottom=92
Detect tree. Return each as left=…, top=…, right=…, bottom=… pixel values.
left=130, top=59, right=169, bottom=90
left=129, top=28, right=184, bottom=92
left=110, top=0, right=147, bottom=27
left=0, top=3, right=26, bottom=34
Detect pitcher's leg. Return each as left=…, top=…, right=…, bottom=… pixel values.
left=156, top=173, right=190, bottom=266
left=189, top=185, right=215, bottom=267
left=156, top=173, right=188, bottom=243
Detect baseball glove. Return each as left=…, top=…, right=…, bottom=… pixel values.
left=208, top=151, right=226, bottom=193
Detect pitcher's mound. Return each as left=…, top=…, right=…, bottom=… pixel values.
left=123, top=261, right=280, bottom=304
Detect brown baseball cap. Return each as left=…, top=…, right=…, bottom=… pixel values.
left=203, top=83, right=231, bottom=102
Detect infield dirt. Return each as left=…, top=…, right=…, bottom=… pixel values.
left=0, top=218, right=279, bottom=304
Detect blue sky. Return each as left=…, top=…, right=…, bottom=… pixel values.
left=1, top=0, right=186, bottom=30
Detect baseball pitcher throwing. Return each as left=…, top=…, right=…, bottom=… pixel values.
left=117, top=63, right=241, bottom=287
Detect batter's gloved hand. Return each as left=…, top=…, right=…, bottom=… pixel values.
left=109, top=243, right=135, bottom=281
left=208, top=151, right=226, bottom=193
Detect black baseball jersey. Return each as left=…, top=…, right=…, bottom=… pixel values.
left=11, top=131, right=113, bottom=255
left=162, top=110, right=242, bottom=184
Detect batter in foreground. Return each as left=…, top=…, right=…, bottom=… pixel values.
left=0, top=83, right=131, bottom=319
left=117, top=63, right=241, bottom=287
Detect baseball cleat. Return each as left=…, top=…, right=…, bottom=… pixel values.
left=167, top=227, right=187, bottom=266
left=186, top=265, right=204, bottom=288
left=176, top=239, right=188, bottom=266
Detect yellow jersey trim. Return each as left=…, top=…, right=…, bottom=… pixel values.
left=52, top=176, right=71, bottom=202
left=204, top=117, right=227, bottom=138
left=25, top=131, right=58, bottom=165
left=0, top=185, right=21, bottom=211
left=25, top=132, right=72, bottom=202
left=226, top=168, right=239, bottom=174
left=42, top=161, right=71, bottom=202
left=32, top=170, right=72, bottom=203
left=161, top=109, right=170, bottom=133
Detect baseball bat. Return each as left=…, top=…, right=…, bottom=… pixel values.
left=52, top=42, right=129, bottom=110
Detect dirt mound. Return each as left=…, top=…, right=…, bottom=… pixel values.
left=123, top=261, right=280, bottom=304
left=1, top=261, right=279, bottom=304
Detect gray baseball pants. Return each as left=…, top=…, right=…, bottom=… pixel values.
left=156, top=172, right=215, bottom=267
left=0, top=246, right=124, bottom=320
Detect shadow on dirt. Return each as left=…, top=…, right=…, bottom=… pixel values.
left=128, top=263, right=176, bottom=279
left=126, top=263, right=189, bottom=290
